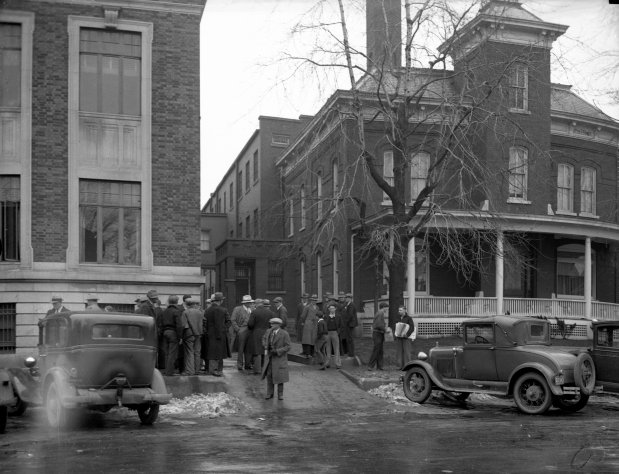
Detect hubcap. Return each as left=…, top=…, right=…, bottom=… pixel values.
left=524, top=382, right=543, bottom=405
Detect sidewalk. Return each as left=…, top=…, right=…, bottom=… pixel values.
left=162, top=341, right=400, bottom=399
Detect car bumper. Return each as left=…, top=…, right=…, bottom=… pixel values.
left=63, top=388, right=172, bottom=407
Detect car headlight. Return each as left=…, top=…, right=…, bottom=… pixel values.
left=554, top=374, right=565, bottom=385
left=69, top=367, right=78, bottom=378
left=417, top=351, right=428, bottom=360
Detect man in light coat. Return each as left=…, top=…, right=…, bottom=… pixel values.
left=231, top=295, right=254, bottom=371
left=261, top=317, right=291, bottom=400
left=181, top=298, right=204, bottom=375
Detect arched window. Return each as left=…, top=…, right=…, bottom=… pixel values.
left=410, top=152, right=430, bottom=205
left=508, top=147, right=528, bottom=202
left=580, top=167, right=596, bottom=216
left=557, top=164, right=574, bottom=213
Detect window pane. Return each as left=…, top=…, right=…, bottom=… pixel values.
left=101, top=207, right=119, bottom=263
left=122, top=57, right=140, bottom=115
left=0, top=24, right=21, bottom=108
left=79, top=54, right=99, bottom=112
left=80, top=206, right=98, bottom=262
left=123, top=208, right=140, bottom=265
left=1, top=176, right=21, bottom=262
left=101, top=56, right=120, bottom=114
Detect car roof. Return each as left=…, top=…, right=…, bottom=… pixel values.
left=592, top=320, right=619, bottom=327
left=42, top=311, right=153, bottom=324
left=465, top=315, right=547, bottom=326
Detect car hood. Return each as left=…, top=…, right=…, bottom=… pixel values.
left=521, top=345, right=582, bottom=368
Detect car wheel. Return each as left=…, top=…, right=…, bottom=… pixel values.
left=46, top=382, right=68, bottom=429
left=574, top=353, right=596, bottom=396
left=513, top=372, right=553, bottom=415
left=0, top=406, right=7, bottom=434
left=8, top=393, right=27, bottom=417
left=402, top=367, right=432, bottom=404
left=553, top=393, right=589, bottom=413
left=137, top=403, right=159, bottom=425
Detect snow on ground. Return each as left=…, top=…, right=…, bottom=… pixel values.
left=160, top=393, right=250, bottom=419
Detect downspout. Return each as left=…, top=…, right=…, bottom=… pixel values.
left=407, top=237, right=415, bottom=314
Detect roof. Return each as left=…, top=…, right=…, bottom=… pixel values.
left=551, top=84, right=618, bottom=123
left=356, top=68, right=459, bottom=102
left=478, top=0, right=543, bottom=23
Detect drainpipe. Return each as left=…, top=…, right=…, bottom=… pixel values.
left=407, top=237, right=415, bottom=315
left=350, top=233, right=356, bottom=294
left=496, top=231, right=504, bottom=315
left=585, top=236, right=592, bottom=319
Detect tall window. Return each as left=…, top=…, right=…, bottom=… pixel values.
left=200, top=230, right=210, bottom=251
left=253, top=150, right=259, bottom=183
left=316, top=251, right=323, bottom=301
left=268, top=259, right=284, bottom=291
left=238, top=221, right=242, bottom=238
left=411, top=152, right=430, bottom=204
left=332, top=159, right=339, bottom=210
left=332, top=245, right=339, bottom=295
left=508, top=147, right=528, bottom=201
left=0, top=303, right=16, bottom=353
left=245, top=161, right=250, bottom=191
left=229, top=182, right=234, bottom=209
left=0, top=176, right=20, bottom=262
left=79, top=180, right=141, bottom=265
left=316, top=172, right=323, bottom=221
left=383, top=151, right=394, bottom=202
left=0, top=23, right=21, bottom=108
left=79, top=29, right=141, bottom=115
left=253, top=209, right=259, bottom=237
left=580, top=167, right=596, bottom=216
left=237, top=170, right=242, bottom=199
left=288, top=194, right=294, bottom=237
left=300, top=257, right=306, bottom=296
left=508, top=63, right=528, bottom=111
left=300, top=185, right=306, bottom=229
left=223, top=191, right=227, bottom=213
left=245, top=216, right=250, bottom=237
left=557, top=164, right=574, bottom=213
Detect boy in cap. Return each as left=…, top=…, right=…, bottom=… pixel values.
left=262, top=317, right=291, bottom=400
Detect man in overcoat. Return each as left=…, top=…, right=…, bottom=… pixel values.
left=340, top=292, right=358, bottom=357
left=231, top=294, right=254, bottom=371
left=46, top=296, right=69, bottom=316
left=261, top=317, right=291, bottom=400
left=272, top=297, right=288, bottom=329
left=295, top=293, right=309, bottom=342
left=248, top=299, right=273, bottom=375
left=204, top=292, right=231, bottom=376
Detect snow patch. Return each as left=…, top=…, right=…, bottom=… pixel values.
left=159, top=393, right=250, bottom=419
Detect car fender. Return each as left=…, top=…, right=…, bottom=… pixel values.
left=150, top=369, right=169, bottom=398
left=0, top=370, right=16, bottom=406
left=401, top=360, right=452, bottom=392
left=7, top=368, right=41, bottom=405
left=508, top=363, right=563, bottom=396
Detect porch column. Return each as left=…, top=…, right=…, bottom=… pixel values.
left=585, top=237, right=592, bottom=319
left=407, top=237, right=415, bottom=314
left=495, top=231, right=504, bottom=315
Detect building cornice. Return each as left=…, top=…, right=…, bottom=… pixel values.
left=34, top=0, right=205, bottom=15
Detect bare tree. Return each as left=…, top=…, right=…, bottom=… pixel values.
left=281, top=0, right=560, bottom=326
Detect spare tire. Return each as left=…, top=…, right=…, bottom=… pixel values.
left=574, top=353, right=596, bottom=396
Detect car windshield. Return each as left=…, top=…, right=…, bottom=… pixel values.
left=525, top=322, right=549, bottom=344
left=92, top=324, right=143, bottom=340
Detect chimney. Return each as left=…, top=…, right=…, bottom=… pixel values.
left=366, top=0, right=402, bottom=71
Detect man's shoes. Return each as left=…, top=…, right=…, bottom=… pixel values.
left=265, top=394, right=274, bottom=399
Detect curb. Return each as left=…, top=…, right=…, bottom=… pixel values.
left=339, top=369, right=401, bottom=391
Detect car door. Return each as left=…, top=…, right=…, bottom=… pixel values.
left=461, top=323, right=499, bottom=381
left=593, top=325, right=619, bottom=391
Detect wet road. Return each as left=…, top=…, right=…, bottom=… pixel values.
left=2, top=362, right=619, bottom=473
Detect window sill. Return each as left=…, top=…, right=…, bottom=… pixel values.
left=508, top=108, right=531, bottom=115
left=555, top=210, right=577, bottom=216
left=578, top=212, right=599, bottom=219
left=507, top=198, right=531, bottom=205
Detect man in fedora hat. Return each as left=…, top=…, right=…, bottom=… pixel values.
left=262, top=317, right=291, bottom=400
left=136, top=289, right=159, bottom=318
left=46, top=296, right=69, bottom=316
left=85, top=294, right=103, bottom=311
left=341, top=292, right=358, bottom=357
left=231, top=295, right=255, bottom=371
left=204, top=292, right=231, bottom=376
left=247, top=299, right=272, bottom=375
left=296, top=293, right=309, bottom=342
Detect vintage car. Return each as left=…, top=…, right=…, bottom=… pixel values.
left=401, top=315, right=596, bottom=415
left=0, top=355, right=38, bottom=434
left=3, top=311, right=171, bottom=428
left=590, top=320, right=619, bottom=393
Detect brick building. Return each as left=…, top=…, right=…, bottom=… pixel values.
left=0, top=0, right=206, bottom=353
left=202, top=115, right=309, bottom=312
left=277, top=0, right=619, bottom=320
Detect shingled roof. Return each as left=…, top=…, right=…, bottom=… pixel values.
left=551, top=84, right=617, bottom=123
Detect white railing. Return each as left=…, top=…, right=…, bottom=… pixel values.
left=363, top=296, right=619, bottom=320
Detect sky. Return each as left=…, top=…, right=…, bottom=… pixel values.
left=199, top=0, right=619, bottom=207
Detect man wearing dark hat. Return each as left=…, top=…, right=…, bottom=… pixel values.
left=341, top=292, right=358, bottom=357
left=136, top=289, right=159, bottom=318
left=160, top=295, right=184, bottom=376
left=262, top=317, right=291, bottom=400
left=247, top=299, right=273, bottom=375
left=46, top=296, right=69, bottom=316
left=296, top=293, right=309, bottom=342
left=273, top=296, right=288, bottom=329
left=203, top=292, right=231, bottom=376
